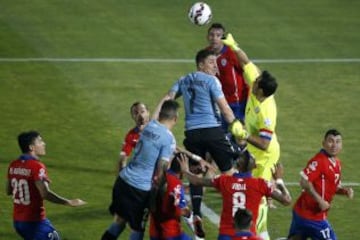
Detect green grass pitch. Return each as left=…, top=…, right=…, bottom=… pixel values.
left=0, top=0, right=359, bottom=239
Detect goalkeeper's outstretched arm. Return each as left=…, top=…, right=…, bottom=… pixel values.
left=222, top=33, right=250, bottom=67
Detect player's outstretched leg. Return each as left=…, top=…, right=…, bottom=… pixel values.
left=101, top=221, right=126, bottom=240
left=190, top=184, right=205, bottom=238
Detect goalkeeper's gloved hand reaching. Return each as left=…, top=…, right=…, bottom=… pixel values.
left=229, top=119, right=249, bottom=140
left=222, top=33, right=240, bottom=51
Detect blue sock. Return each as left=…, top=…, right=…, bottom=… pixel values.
left=130, top=231, right=144, bottom=240
left=107, top=222, right=125, bottom=237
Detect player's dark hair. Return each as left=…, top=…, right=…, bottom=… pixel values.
left=236, top=149, right=255, bottom=173
left=324, top=129, right=341, bottom=139
left=234, top=208, right=253, bottom=230
left=195, top=49, right=215, bottom=67
left=208, top=22, right=225, bottom=33
left=258, top=70, right=278, bottom=97
left=18, top=131, right=40, bottom=153
left=170, top=153, right=182, bottom=173
left=159, top=100, right=180, bottom=120
left=130, top=101, right=148, bottom=113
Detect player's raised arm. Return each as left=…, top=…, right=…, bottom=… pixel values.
left=177, top=153, right=213, bottom=187
left=152, top=91, right=176, bottom=120
left=222, top=33, right=250, bottom=67
left=35, top=180, right=86, bottom=207
left=176, top=146, right=217, bottom=173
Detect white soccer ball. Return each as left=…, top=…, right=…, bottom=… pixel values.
left=188, top=2, right=212, bottom=26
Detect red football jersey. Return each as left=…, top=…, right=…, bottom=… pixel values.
left=215, top=45, right=249, bottom=104
left=7, top=155, right=50, bottom=221
left=149, top=171, right=187, bottom=238
left=121, top=127, right=140, bottom=157
left=212, top=172, right=274, bottom=236
left=294, top=150, right=342, bottom=221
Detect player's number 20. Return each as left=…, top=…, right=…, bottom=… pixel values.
left=11, top=178, right=30, bottom=205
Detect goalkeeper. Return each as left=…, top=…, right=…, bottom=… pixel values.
left=226, top=34, right=280, bottom=240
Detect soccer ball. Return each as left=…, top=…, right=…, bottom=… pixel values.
left=188, top=2, right=212, bottom=26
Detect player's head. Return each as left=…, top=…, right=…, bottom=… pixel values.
left=196, top=49, right=218, bottom=76
left=234, top=208, right=253, bottom=231
left=323, top=129, right=342, bottom=157
left=235, top=149, right=256, bottom=173
left=159, top=100, right=180, bottom=125
left=170, top=152, right=182, bottom=174
left=254, top=70, right=278, bottom=97
left=207, top=23, right=225, bottom=52
left=130, top=102, right=150, bottom=128
left=18, top=130, right=46, bottom=156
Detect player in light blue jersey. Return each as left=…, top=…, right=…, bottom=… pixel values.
left=155, top=49, right=239, bottom=239
left=101, top=100, right=180, bottom=240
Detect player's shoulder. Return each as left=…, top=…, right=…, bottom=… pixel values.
left=310, top=150, right=329, bottom=164
left=125, top=127, right=140, bottom=138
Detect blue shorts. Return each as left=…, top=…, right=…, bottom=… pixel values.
left=150, top=232, right=192, bottom=240
left=217, top=234, right=232, bottom=240
left=14, top=218, right=60, bottom=240
left=288, top=211, right=337, bottom=240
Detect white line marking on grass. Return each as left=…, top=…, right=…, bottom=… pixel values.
left=0, top=57, right=359, bottom=63
left=186, top=181, right=359, bottom=226
left=185, top=194, right=220, bottom=225
left=285, top=182, right=360, bottom=187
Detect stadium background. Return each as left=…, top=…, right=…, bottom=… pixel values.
left=0, top=0, right=359, bottom=239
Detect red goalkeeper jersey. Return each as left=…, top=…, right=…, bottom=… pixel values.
left=7, top=155, right=50, bottom=221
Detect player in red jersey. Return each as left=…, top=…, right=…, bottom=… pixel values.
left=118, top=101, right=150, bottom=172
left=206, top=22, right=249, bottom=125
left=178, top=150, right=291, bottom=239
left=288, top=129, right=354, bottom=240
left=6, top=131, right=86, bottom=240
left=149, top=153, right=192, bottom=240
left=233, top=209, right=263, bottom=240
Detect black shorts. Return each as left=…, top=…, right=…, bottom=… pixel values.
left=109, top=177, right=150, bottom=232
left=183, top=127, right=239, bottom=172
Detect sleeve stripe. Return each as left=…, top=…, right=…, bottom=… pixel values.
left=300, top=170, right=309, bottom=181
left=259, top=130, right=273, bottom=140
left=260, top=128, right=273, bottom=134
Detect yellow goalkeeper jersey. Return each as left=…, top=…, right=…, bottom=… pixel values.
left=243, top=62, right=280, bottom=180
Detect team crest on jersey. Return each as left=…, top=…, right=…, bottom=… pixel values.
left=221, top=58, right=227, bottom=66
left=309, top=161, right=318, bottom=171
left=255, top=107, right=260, bottom=113
left=264, top=118, right=272, bottom=127
left=39, top=168, right=46, bottom=178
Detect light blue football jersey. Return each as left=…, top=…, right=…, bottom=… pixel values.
left=120, top=119, right=176, bottom=191
left=170, top=71, right=224, bottom=130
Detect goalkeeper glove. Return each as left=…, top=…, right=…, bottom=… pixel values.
left=222, top=33, right=240, bottom=51
left=229, top=119, right=249, bottom=140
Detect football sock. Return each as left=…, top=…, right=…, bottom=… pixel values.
left=108, top=222, right=126, bottom=237
left=190, top=184, right=203, bottom=217
left=101, top=231, right=117, bottom=240
left=129, top=230, right=144, bottom=240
